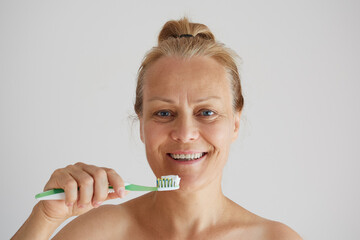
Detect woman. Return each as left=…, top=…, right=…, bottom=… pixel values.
left=13, top=17, right=302, bottom=239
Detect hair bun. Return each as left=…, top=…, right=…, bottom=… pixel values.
left=158, top=17, right=215, bottom=45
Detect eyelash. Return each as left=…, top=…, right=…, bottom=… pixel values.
left=154, top=109, right=216, bottom=118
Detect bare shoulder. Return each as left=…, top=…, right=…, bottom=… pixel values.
left=235, top=215, right=302, bottom=240
left=53, top=204, right=132, bottom=240
left=224, top=199, right=302, bottom=240
left=258, top=220, right=303, bottom=240
left=238, top=213, right=303, bottom=240
left=53, top=193, right=153, bottom=240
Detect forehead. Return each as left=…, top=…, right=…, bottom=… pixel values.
left=143, top=56, right=230, bottom=100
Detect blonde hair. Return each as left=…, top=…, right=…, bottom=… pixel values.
left=134, top=17, right=244, bottom=116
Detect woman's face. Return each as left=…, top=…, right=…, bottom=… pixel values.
left=139, top=56, right=241, bottom=191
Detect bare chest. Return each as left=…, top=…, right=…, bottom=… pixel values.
left=119, top=222, right=259, bottom=240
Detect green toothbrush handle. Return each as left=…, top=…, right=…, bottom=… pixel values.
left=123, top=184, right=158, bottom=191
left=36, top=184, right=159, bottom=200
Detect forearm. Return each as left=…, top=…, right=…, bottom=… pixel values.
left=11, top=202, right=64, bottom=240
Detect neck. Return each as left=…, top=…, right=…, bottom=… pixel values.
left=148, top=175, right=228, bottom=235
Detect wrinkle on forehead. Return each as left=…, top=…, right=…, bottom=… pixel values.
left=142, top=56, right=231, bottom=106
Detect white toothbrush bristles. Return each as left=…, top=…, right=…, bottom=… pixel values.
left=157, top=175, right=181, bottom=191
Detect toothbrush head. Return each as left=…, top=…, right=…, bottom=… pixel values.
left=156, top=175, right=181, bottom=191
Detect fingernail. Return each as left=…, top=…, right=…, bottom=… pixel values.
left=119, top=187, right=125, bottom=198
left=93, top=201, right=102, bottom=208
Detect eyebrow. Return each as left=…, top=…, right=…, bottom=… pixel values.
left=148, top=96, right=221, bottom=103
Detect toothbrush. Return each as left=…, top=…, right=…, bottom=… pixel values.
left=35, top=175, right=181, bottom=200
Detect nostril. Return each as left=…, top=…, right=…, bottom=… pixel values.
left=170, top=129, right=199, bottom=143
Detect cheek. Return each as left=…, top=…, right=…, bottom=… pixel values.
left=201, top=120, right=233, bottom=149
left=143, top=121, right=168, bottom=150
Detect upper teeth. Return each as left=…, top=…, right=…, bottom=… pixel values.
left=170, top=153, right=205, bottom=160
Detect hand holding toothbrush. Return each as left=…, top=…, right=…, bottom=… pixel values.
left=39, top=162, right=129, bottom=222
left=12, top=162, right=129, bottom=240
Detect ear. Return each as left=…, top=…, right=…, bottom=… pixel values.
left=232, top=111, right=241, bottom=142
left=139, top=116, right=145, bottom=143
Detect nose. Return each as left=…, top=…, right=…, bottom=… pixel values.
left=170, top=115, right=199, bottom=143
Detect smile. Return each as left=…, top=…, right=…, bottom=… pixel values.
left=167, top=152, right=208, bottom=161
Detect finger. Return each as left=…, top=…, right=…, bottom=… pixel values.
left=103, top=168, right=125, bottom=198
left=106, top=192, right=120, bottom=200
left=45, top=169, right=78, bottom=207
left=81, top=165, right=109, bottom=207
left=67, top=165, right=94, bottom=208
left=106, top=190, right=130, bottom=201
left=62, top=175, right=78, bottom=207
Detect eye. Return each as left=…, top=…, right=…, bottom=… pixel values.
left=200, top=110, right=215, bottom=117
left=155, top=110, right=172, bottom=117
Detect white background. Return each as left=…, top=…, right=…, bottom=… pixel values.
left=1, top=0, right=359, bottom=239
